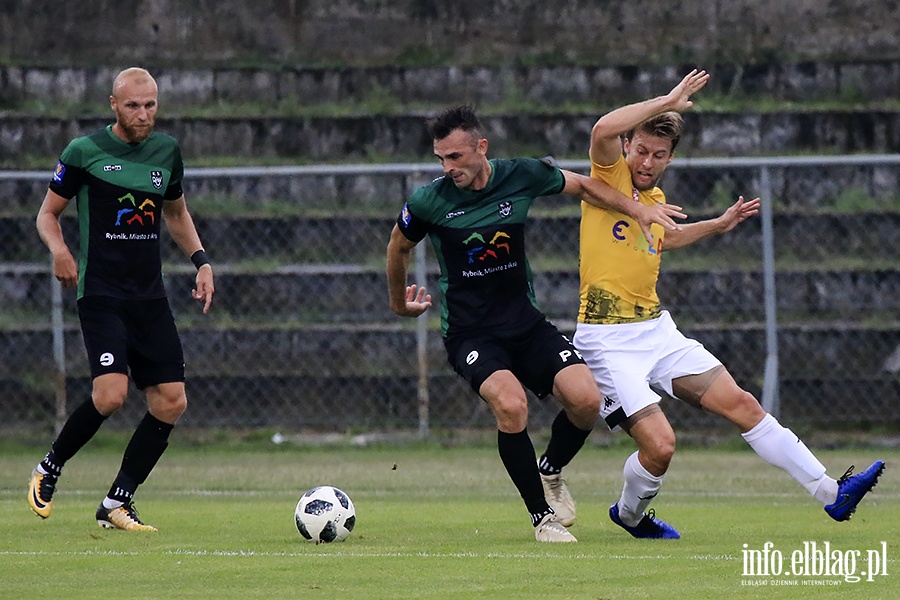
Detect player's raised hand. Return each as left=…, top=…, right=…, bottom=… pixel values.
left=634, top=202, right=687, bottom=245
left=666, top=69, right=710, bottom=112
left=717, top=196, right=761, bottom=234
left=397, top=284, right=432, bottom=318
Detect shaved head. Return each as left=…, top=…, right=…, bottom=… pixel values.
left=109, top=67, right=159, bottom=143
left=112, top=67, right=157, bottom=98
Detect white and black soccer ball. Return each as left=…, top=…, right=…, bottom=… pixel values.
left=294, top=485, right=356, bottom=543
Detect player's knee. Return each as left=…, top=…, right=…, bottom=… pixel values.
left=149, top=389, right=188, bottom=422
left=726, top=389, right=765, bottom=426
left=92, top=390, right=126, bottom=416
left=570, top=393, right=600, bottom=428
left=490, top=395, right=528, bottom=431
left=644, top=434, right=676, bottom=470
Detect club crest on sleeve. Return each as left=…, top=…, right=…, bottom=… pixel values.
left=498, top=201, right=512, bottom=218
left=150, top=170, right=163, bottom=189
left=401, top=203, right=412, bottom=226
left=52, top=162, right=66, bottom=184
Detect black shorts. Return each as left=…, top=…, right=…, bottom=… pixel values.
left=77, top=296, right=185, bottom=389
left=444, top=318, right=586, bottom=399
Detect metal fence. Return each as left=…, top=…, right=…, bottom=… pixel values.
left=1, top=155, right=898, bottom=435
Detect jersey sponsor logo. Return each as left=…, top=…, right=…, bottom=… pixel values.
left=463, top=230, right=511, bottom=264
left=111, top=192, right=158, bottom=232
left=150, top=170, right=163, bottom=189
left=445, top=210, right=465, bottom=219
left=103, top=165, right=122, bottom=171
left=498, top=201, right=512, bottom=218
left=401, top=203, right=412, bottom=227
left=612, top=220, right=629, bottom=240
left=52, top=162, right=66, bottom=184
left=612, top=220, right=659, bottom=255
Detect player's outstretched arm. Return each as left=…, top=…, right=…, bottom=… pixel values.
left=590, top=69, right=710, bottom=165
left=561, top=170, right=686, bottom=242
left=663, top=196, right=761, bottom=251
left=387, top=225, right=431, bottom=318
left=36, top=189, right=78, bottom=288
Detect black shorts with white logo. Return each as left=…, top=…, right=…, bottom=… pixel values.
left=444, top=318, right=585, bottom=399
left=77, top=295, right=185, bottom=389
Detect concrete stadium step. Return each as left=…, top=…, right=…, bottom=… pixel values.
left=1, top=212, right=897, bottom=263
left=2, top=111, right=899, bottom=166
left=4, top=62, right=897, bottom=113
left=5, top=160, right=897, bottom=214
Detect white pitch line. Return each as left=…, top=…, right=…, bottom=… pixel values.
left=3, top=549, right=898, bottom=565
left=0, top=549, right=735, bottom=560
left=2, top=488, right=899, bottom=499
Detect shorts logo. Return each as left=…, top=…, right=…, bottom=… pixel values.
left=498, top=201, right=512, bottom=218
left=150, top=170, right=163, bottom=189
left=99, top=352, right=115, bottom=367
left=466, top=350, right=479, bottom=365
left=52, top=162, right=66, bottom=185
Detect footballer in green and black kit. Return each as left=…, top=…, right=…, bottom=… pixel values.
left=396, top=157, right=587, bottom=397
left=49, top=124, right=187, bottom=386
left=49, top=124, right=184, bottom=301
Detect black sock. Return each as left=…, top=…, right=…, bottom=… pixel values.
left=538, top=410, right=592, bottom=476
left=497, top=428, right=551, bottom=525
left=107, top=412, right=174, bottom=501
left=43, top=398, right=108, bottom=473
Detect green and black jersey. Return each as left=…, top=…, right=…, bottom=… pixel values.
left=48, top=125, right=184, bottom=300
left=397, top=157, right=565, bottom=338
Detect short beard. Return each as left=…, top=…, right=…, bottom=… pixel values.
left=118, top=119, right=154, bottom=143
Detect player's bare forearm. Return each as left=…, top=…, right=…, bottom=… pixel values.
left=37, top=190, right=79, bottom=287
left=563, top=170, right=632, bottom=214
left=162, top=196, right=205, bottom=257
left=663, top=196, right=759, bottom=250
left=386, top=225, right=431, bottom=317
left=566, top=170, right=686, bottom=241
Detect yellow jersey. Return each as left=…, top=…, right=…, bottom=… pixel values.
left=578, top=155, right=665, bottom=324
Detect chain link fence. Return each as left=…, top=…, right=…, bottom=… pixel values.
left=1, top=156, right=898, bottom=435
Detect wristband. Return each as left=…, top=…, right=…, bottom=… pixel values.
left=190, top=249, right=210, bottom=270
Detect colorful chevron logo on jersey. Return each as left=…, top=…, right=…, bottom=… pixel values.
left=114, top=193, right=157, bottom=227
left=463, top=230, right=511, bottom=264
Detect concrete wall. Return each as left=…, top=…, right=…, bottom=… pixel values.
left=4, top=61, right=898, bottom=111
left=3, top=112, right=898, bottom=167
left=2, top=1, right=898, bottom=67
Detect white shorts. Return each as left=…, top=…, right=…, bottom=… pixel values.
left=573, top=311, right=721, bottom=431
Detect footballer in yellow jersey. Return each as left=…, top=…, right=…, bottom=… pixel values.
left=579, top=154, right=667, bottom=324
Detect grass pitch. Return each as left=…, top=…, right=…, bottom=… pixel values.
left=1, top=437, right=897, bottom=599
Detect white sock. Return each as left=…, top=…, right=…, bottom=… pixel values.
left=618, top=451, right=663, bottom=526
left=102, top=497, right=124, bottom=510
left=741, top=413, right=838, bottom=505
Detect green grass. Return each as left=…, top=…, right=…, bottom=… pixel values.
left=1, top=440, right=897, bottom=599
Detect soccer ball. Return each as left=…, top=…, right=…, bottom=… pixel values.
left=294, top=485, right=356, bottom=543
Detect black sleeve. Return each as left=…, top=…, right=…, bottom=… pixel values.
left=47, top=160, right=85, bottom=200
left=396, top=202, right=429, bottom=243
